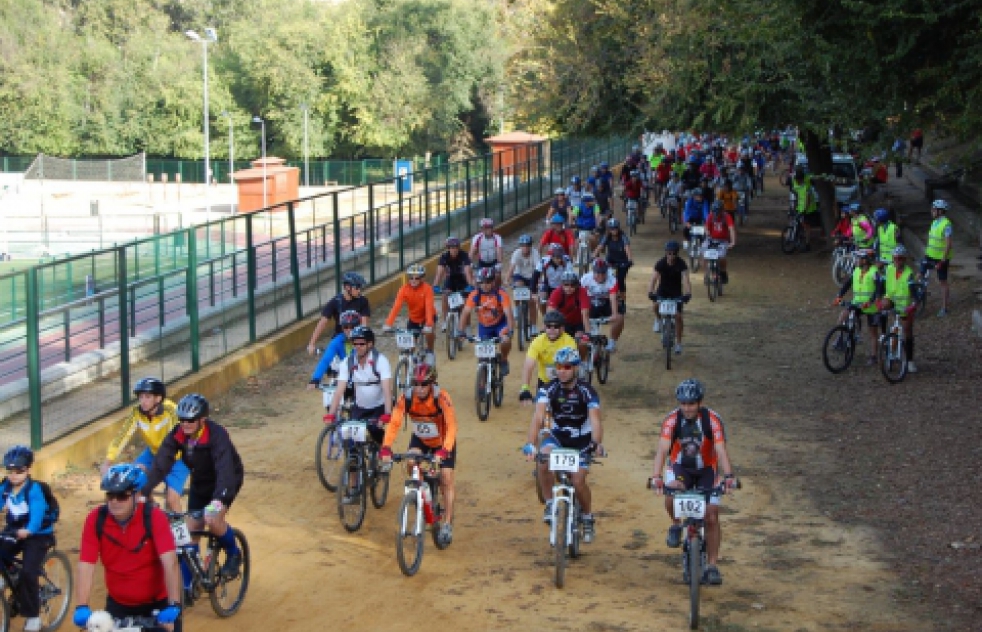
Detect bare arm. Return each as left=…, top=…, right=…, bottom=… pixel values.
left=651, top=437, right=673, bottom=482
left=327, top=379, right=347, bottom=417
left=682, top=270, right=692, bottom=296
left=308, top=317, right=329, bottom=353
left=160, top=550, right=182, bottom=605
left=382, top=378, right=393, bottom=415
left=527, top=400, right=548, bottom=447
left=74, top=561, right=97, bottom=608
left=589, top=407, right=603, bottom=445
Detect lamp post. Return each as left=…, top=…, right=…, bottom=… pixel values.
left=185, top=27, right=218, bottom=226
left=252, top=116, right=267, bottom=208
left=222, top=111, right=234, bottom=182
left=300, top=103, right=310, bottom=189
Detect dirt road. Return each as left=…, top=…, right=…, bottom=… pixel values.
left=52, top=175, right=981, bottom=631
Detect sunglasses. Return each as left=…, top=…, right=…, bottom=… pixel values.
left=562, top=283, right=577, bottom=287
left=413, top=381, right=433, bottom=387
left=545, top=324, right=562, bottom=330
left=179, top=418, right=199, bottom=424
left=6, top=467, right=26, bottom=474
left=106, top=491, right=134, bottom=502
left=352, top=342, right=368, bottom=347
left=554, top=363, right=578, bottom=370
left=408, top=275, right=424, bottom=281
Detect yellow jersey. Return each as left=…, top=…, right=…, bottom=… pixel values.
left=106, top=399, right=181, bottom=461
left=526, top=332, right=577, bottom=384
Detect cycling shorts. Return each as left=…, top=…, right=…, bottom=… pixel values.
left=512, top=273, right=537, bottom=288
left=478, top=320, right=510, bottom=340
left=666, top=465, right=720, bottom=506
left=921, top=257, right=950, bottom=282
left=563, top=323, right=586, bottom=338
left=136, top=448, right=189, bottom=494
left=443, top=275, right=469, bottom=292
left=189, top=483, right=241, bottom=513
left=408, top=435, right=456, bottom=469
left=802, top=212, right=823, bottom=228
left=589, top=301, right=613, bottom=320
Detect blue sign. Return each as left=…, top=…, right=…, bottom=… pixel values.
left=394, top=160, right=413, bottom=193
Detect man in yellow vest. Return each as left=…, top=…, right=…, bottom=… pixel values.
left=832, top=249, right=881, bottom=364
left=879, top=245, right=919, bottom=373
left=920, top=199, right=953, bottom=317
left=873, top=208, right=900, bottom=262
left=791, top=168, right=822, bottom=251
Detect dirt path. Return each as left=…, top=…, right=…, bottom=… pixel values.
left=51, top=176, right=981, bottom=631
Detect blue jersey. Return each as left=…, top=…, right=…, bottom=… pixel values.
left=0, top=478, right=52, bottom=536
left=683, top=198, right=709, bottom=224
left=572, top=203, right=598, bottom=230
left=311, top=333, right=352, bottom=382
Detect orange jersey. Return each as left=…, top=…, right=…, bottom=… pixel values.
left=386, top=282, right=436, bottom=327
left=385, top=389, right=457, bottom=451
left=718, top=189, right=739, bottom=212
left=659, top=407, right=726, bottom=469
left=466, top=288, right=511, bottom=328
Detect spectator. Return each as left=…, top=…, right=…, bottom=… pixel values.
left=908, top=129, right=923, bottom=162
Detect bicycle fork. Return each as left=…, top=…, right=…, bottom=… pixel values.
left=549, top=482, right=576, bottom=548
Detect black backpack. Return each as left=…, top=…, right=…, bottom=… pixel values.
left=346, top=348, right=381, bottom=385
left=671, top=407, right=718, bottom=445
left=95, top=502, right=155, bottom=552
left=0, top=478, right=60, bottom=529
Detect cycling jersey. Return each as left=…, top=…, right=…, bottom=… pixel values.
left=338, top=350, right=393, bottom=409
left=466, top=288, right=511, bottom=328
left=659, top=406, right=726, bottom=470
left=683, top=198, right=709, bottom=224
left=925, top=217, right=953, bottom=260
left=571, top=203, right=599, bottom=230
left=852, top=216, right=874, bottom=248
left=876, top=222, right=899, bottom=262
left=311, top=333, right=353, bottom=382
left=547, top=286, right=589, bottom=327
left=566, top=186, right=585, bottom=208
left=510, top=248, right=541, bottom=280
left=537, top=380, right=600, bottom=442
left=706, top=212, right=733, bottom=242
left=884, top=264, right=915, bottom=310
left=580, top=272, right=617, bottom=306
left=539, top=228, right=576, bottom=254
left=386, top=282, right=436, bottom=328
left=321, top=293, right=371, bottom=335
left=718, top=189, right=739, bottom=212
left=438, top=251, right=471, bottom=281
left=665, top=180, right=683, bottom=201
left=526, top=332, right=577, bottom=383
left=599, top=233, right=630, bottom=264
left=106, top=401, right=181, bottom=461
left=472, top=232, right=503, bottom=265
left=539, top=256, right=574, bottom=290
left=656, top=162, right=672, bottom=184
left=654, top=256, right=688, bottom=297
left=623, top=180, right=643, bottom=200
left=147, top=420, right=245, bottom=507
left=846, top=267, right=879, bottom=314
left=386, top=388, right=457, bottom=451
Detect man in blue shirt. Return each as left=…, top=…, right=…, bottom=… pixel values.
left=682, top=188, right=710, bottom=244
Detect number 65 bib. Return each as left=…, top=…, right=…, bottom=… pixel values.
left=413, top=421, right=440, bottom=439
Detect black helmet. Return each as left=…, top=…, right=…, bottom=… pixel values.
left=543, top=311, right=566, bottom=327
left=675, top=379, right=705, bottom=403
left=3, top=445, right=34, bottom=469
left=350, top=326, right=375, bottom=344
left=665, top=240, right=680, bottom=253
left=342, top=272, right=366, bottom=289
left=133, top=377, right=166, bottom=398
left=176, top=393, right=209, bottom=421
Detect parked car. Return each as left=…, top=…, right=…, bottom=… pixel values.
left=795, top=153, right=860, bottom=205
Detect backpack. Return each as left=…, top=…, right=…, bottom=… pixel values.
left=95, top=502, right=155, bottom=552
left=671, top=407, right=717, bottom=446
left=401, top=386, right=444, bottom=429
left=346, top=348, right=381, bottom=385
left=0, top=478, right=60, bottom=529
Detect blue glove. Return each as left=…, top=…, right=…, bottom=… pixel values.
left=522, top=443, right=536, bottom=457
left=157, top=605, right=182, bottom=625
left=433, top=286, right=442, bottom=294
left=73, top=606, right=92, bottom=627
left=464, top=285, right=473, bottom=293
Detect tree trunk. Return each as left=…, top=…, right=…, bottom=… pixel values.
left=801, top=129, right=836, bottom=236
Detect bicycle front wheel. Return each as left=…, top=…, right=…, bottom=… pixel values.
left=664, top=323, right=674, bottom=370
left=688, top=541, right=701, bottom=630
left=780, top=226, right=798, bottom=254
left=337, top=453, right=368, bottom=532
left=0, top=580, right=9, bottom=632
left=516, top=304, right=528, bottom=351
left=38, top=550, right=72, bottom=631
left=878, top=334, right=908, bottom=383
left=208, top=529, right=251, bottom=618
left=370, top=448, right=391, bottom=509
left=492, top=364, right=505, bottom=408
left=706, top=270, right=717, bottom=302
left=446, top=312, right=458, bottom=360
left=315, top=423, right=342, bottom=492
left=394, top=358, right=411, bottom=405
left=822, top=325, right=855, bottom=374
left=554, top=500, right=569, bottom=589
left=596, top=348, right=610, bottom=384
left=396, top=494, right=425, bottom=576
left=475, top=364, right=490, bottom=421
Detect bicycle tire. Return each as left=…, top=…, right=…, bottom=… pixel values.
left=394, top=358, right=411, bottom=406
left=664, top=322, right=674, bottom=370
left=430, top=485, right=450, bottom=551
left=370, top=447, right=390, bottom=509
left=208, top=529, right=251, bottom=618
left=822, top=325, right=855, bottom=374
left=554, top=500, right=569, bottom=589
left=37, top=550, right=72, bottom=631
left=315, top=423, right=342, bottom=492
left=396, top=494, right=425, bottom=576
left=669, top=212, right=678, bottom=234
left=534, top=466, right=546, bottom=504
left=0, top=578, right=9, bottom=632
left=706, top=271, right=717, bottom=302
left=832, top=258, right=848, bottom=286
left=446, top=313, right=458, bottom=360
left=492, top=363, right=505, bottom=408
left=337, top=452, right=368, bottom=532
left=568, top=502, right=581, bottom=559
left=780, top=226, right=798, bottom=254
left=688, top=540, right=701, bottom=630
left=878, top=334, right=908, bottom=383
left=475, top=364, right=490, bottom=421
left=517, top=304, right=527, bottom=351
left=596, top=348, right=610, bottom=384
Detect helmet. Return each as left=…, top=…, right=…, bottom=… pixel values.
left=560, top=270, right=580, bottom=285
left=101, top=463, right=147, bottom=494
left=176, top=393, right=209, bottom=420
left=342, top=272, right=366, bottom=289
left=350, top=326, right=375, bottom=344
left=133, top=377, right=166, bottom=398
left=550, top=214, right=565, bottom=225
left=445, top=236, right=460, bottom=248
left=339, top=310, right=361, bottom=328
left=712, top=200, right=724, bottom=213
left=688, top=156, right=699, bottom=164
left=692, top=187, right=703, bottom=197
left=874, top=208, right=890, bottom=224
left=548, top=243, right=566, bottom=257
left=590, top=165, right=599, bottom=174
left=552, top=346, right=581, bottom=366
left=847, top=203, right=862, bottom=214
left=554, top=188, right=565, bottom=196
left=932, top=199, right=949, bottom=212
left=592, top=259, right=609, bottom=274
left=543, top=311, right=565, bottom=327
left=582, top=193, right=595, bottom=202
left=3, top=445, right=33, bottom=469
left=630, top=170, right=640, bottom=177
left=600, top=162, right=609, bottom=169
left=632, top=144, right=640, bottom=152
left=570, top=176, right=581, bottom=185
left=476, top=267, right=496, bottom=283
left=518, top=234, right=533, bottom=246
left=412, top=363, right=437, bottom=385
left=606, top=218, right=620, bottom=230
left=892, top=245, right=909, bottom=258
left=665, top=240, right=680, bottom=253
left=479, top=218, right=494, bottom=229
left=406, top=263, right=425, bottom=278
left=675, top=378, right=705, bottom=403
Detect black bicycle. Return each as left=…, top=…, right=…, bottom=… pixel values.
left=0, top=534, right=72, bottom=632
left=336, top=419, right=390, bottom=532
left=822, top=302, right=864, bottom=374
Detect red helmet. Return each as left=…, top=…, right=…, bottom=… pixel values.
left=592, top=259, right=609, bottom=274
left=413, top=363, right=437, bottom=385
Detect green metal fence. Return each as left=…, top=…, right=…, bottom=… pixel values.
left=0, top=137, right=631, bottom=448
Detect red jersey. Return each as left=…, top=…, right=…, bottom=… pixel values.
left=539, top=228, right=576, bottom=255
left=79, top=502, right=176, bottom=606
left=660, top=407, right=726, bottom=469
left=547, top=286, right=589, bottom=326
left=656, top=162, right=672, bottom=184
left=623, top=180, right=644, bottom=199
left=706, top=212, right=734, bottom=242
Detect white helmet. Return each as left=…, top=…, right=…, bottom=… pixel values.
left=931, top=199, right=949, bottom=212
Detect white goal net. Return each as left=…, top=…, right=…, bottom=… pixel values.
left=23, top=153, right=146, bottom=182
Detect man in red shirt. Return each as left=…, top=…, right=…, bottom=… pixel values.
left=546, top=270, right=591, bottom=368
left=74, top=464, right=182, bottom=631
left=704, top=201, right=737, bottom=284
left=539, top=214, right=576, bottom=254
left=622, top=171, right=644, bottom=212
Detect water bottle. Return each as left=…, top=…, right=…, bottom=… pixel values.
left=421, top=483, right=435, bottom=525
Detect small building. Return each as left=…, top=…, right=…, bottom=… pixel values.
left=232, top=157, right=300, bottom=213
left=485, top=132, right=547, bottom=179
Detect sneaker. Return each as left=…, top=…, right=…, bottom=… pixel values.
left=439, top=523, right=454, bottom=545
left=606, top=339, right=616, bottom=352
left=581, top=514, right=596, bottom=544
left=703, top=564, right=723, bottom=585
left=666, top=524, right=683, bottom=548
left=221, top=552, right=242, bottom=579
left=23, top=618, right=40, bottom=632
left=937, top=308, right=949, bottom=318
left=674, top=343, right=683, bottom=355
left=500, top=360, right=510, bottom=377
left=543, top=500, right=554, bottom=525
left=653, top=319, right=662, bottom=333
left=907, top=361, right=918, bottom=373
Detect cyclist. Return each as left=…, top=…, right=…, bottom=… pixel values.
left=880, top=245, right=920, bottom=372
left=540, top=214, right=576, bottom=255
left=469, top=218, right=504, bottom=283
left=731, top=165, right=753, bottom=214
left=546, top=270, right=592, bottom=369
left=704, top=201, right=737, bottom=284
left=103, top=377, right=186, bottom=513
left=921, top=199, right=953, bottom=317
left=538, top=244, right=574, bottom=319
left=791, top=167, right=821, bottom=251
left=699, top=155, right=720, bottom=182
left=308, top=310, right=360, bottom=388
left=874, top=208, right=901, bottom=264
left=649, top=379, right=737, bottom=586
left=648, top=240, right=692, bottom=355
left=682, top=188, right=709, bottom=245
left=830, top=204, right=854, bottom=245
left=593, top=218, right=633, bottom=304
left=655, top=153, right=673, bottom=201
left=580, top=259, right=623, bottom=353
left=664, top=171, right=684, bottom=223
left=566, top=176, right=585, bottom=209
left=432, top=237, right=474, bottom=333
left=549, top=189, right=572, bottom=226
left=622, top=170, right=644, bottom=215
left=459, top=267, right=515, bottom=376
left=832, top=249, right=881, bottom=365
left=382, top=364, right=457, bottom=543
left=717, top=179, right=739, bottom=218
left=595, top=165, right=614, bottom=216
left=0, top=446, right=54, bottom=632
left=308, top=272, right=370, bottom=354
left=520, top=311, right=577, bottom=403
left=383, top=263, right=437, bottom=366
left=571, top=193, right=602, bottom=252
left=523, top=347, right=605, bottom=543
left=74, top=464, right=182, bottom=632
left=504, top=234, right=541, bottom=336
left=144, top=394, right=245, bottom=580
left=848, top=203, right=875, bottom=251
left=325, top=325, right=393, bottom=439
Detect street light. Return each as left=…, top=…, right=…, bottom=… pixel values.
left=222, top=111, right=234, bottom=211
left=300, top=103, right=310, bottom=189
left=252, top=116, right=267, bottom=208
left=186, top=27, right=218, bottom=225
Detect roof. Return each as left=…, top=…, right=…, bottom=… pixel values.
left=484, top=131, right=546, bottom=143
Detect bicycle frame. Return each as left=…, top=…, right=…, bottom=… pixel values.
left=549, top=470, right=578, bottom=549
left=586, top=318, right=610, bottom=367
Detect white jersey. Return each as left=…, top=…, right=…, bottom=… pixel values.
left=540, top=255, right=573, bottom=289
left=337, top=350, right=392, bottom=410
left=510, top=248, right=541, bottom=279
left=472, top=233, right=502, bottom=264
left=566, top=186, right=585, bottom=208
left=580, top=272, right=617, bottom=305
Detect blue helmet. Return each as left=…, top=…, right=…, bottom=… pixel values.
left=553, top=347, right=581, bottom=366
left=101, top=463, right=148, bottom=494
left=550, top=214, right=565, bottom=224
left=873, top=208, right=890, bottom=224
left=176, top=393, right=209, bottom=420
left=570, top=176, right=581, bottom=185
left=675, top=378, right=705, bottom=403
left=582, top=193, right=595, bottom=202
left=518, top=234, right=533, bottom=246
left=600, top=162, right=609, bottom=169
left=847, top=203, right=862, bottom=214
left=3, top=445, right=34, bottom=469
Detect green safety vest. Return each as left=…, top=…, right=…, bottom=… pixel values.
left=851, top=267, right=878, bottom=313
left=884, top=264, right=914, bottom=310
left=852, top=216, right=873, bottom=248
left=794, top=181, right=815, bottom=213
left=925, top=217, right=952, bottom=260
left=876, top=222, right=898, bottom=262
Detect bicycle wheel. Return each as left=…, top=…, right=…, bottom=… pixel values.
left=822, top=325, right=855, bottom=374
left=370, top=447, right=390, bottom=509
left=430, top=485, right=450, bottom=551
left=663, top=323, right=674, bottom=370
left=0, top=580, right=9, bottom=632
left=568, top=503, right=581, bottom=559
left=554, top=500, right=569, bottom=589
left=688, top=540, right=701, bottom=630
left=688, top=247, right=700, bottom=273
left=780, top=226, right=798, bottom=254
left=475, top=365, right=490, bottom=421
left=878, top=334, right=908, bottom=383
left=516, top=304, right=527, bottom=351
left=596, top=348, right=610, bottom=384
left=337, top=452, right=368, bottom=532
left=208, top=529, right=251, bottom=618
left=394, top=358, right=410, bottom=405
left=38, top=550, right=72, bottom=631
left=534, top=466, right=546, bottom=504
left=706, top=271, right=717, bottom=302
left=669, top=212, right=678, bottom=234
left=629, top=212, right=637, bottom=236
left=446, top=312, right=458, bottom=360
left=395, top=493, right=425, bottom=576
left=492, top=363, right=505, bottom=408
left=315, top=423, right=342, bottom=492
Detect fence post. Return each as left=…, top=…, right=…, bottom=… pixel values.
left=498, top=164, right=505, bottom=224
left=398, top=179, right=405, bottom=271
left=287, top=201, right=303, bottom=320
left=483, top=156, right=490, bottom=231
left=445, top=164, right=452, bottom=239
left=246, top=217, right=257, bottom=343
left=367, top=185, right=376, bottom=285
left=333, top=193, right=342, bottom=295
left=186, top=230, right=199, bottom=372
left=423, top=168, right=431, bottom=257
left=25, top=268, right=42, bottom=448
left=465, top=160, right=472, bottom=232
left=117, top=246, right=132, bottom=403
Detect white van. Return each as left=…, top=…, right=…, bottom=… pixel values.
left=795, top=153, right=860, bottom=205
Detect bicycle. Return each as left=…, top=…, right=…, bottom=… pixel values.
left=439, top=290, right=467, bottom=360
left=780, top=209, right=806, bottom=254
left=84, top=612, right=159, bottom=632
left=831, top=240, right=856, bottom=286
left=625, top=198, right=639, bottom=236
left=575, top=230, right=592, bottom=275
left=315, top=379, right=353, bottom=493
left=336, top=419, right=390, bottom=532
left=655, top=299, right=684, bottom=370
left=390, top=454, right=448, bottom=577
left=822, top=302, right=864, bottom=374
left=666, top=196, right=681, bottom=234
left=878, top=310, right=908, bottom=383
left=0, top=534, right=71, bottom=632
left=166, top=511, right=250, bottom=617
left=391, top=328, right=428, bottom=405
left=703, top=242, right=725, bottom=302
left=912, top=261, right=933, bottom=317
left=465, top=335, right=505, bottom=421
left=686, top=226, right=705, bottom=273
left=511, top=285, right=533, bottom=351
left=583, top=317, right=611, bottom=385
left=736, top=191, right=748, bottom=226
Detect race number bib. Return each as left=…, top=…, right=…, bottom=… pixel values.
left=673, top=493, right=706, bottom=519
left=513, top=287, right=531, bottom=301
left=396, top=333, right=416, bottom=350
left=659, top=301, right=677, bottom=316
left=690, top=226, right=705, bottom=237
left=474, top=342, right=497, bottom=359
left=704, top=249, right=719, bottom=261
left=413, top=422, right=440, bottom=439
left=170, top=522, right=192, bottom=547
left=340, top=421, right=367, bottom=442
left=321, top=387, right=336, bottom=407
left=447, top=292, right=464, bottom=310
left=549, top=448, right=580, bottom=472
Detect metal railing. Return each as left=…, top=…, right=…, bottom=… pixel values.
left=0, top=137, right=632, bottom=447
